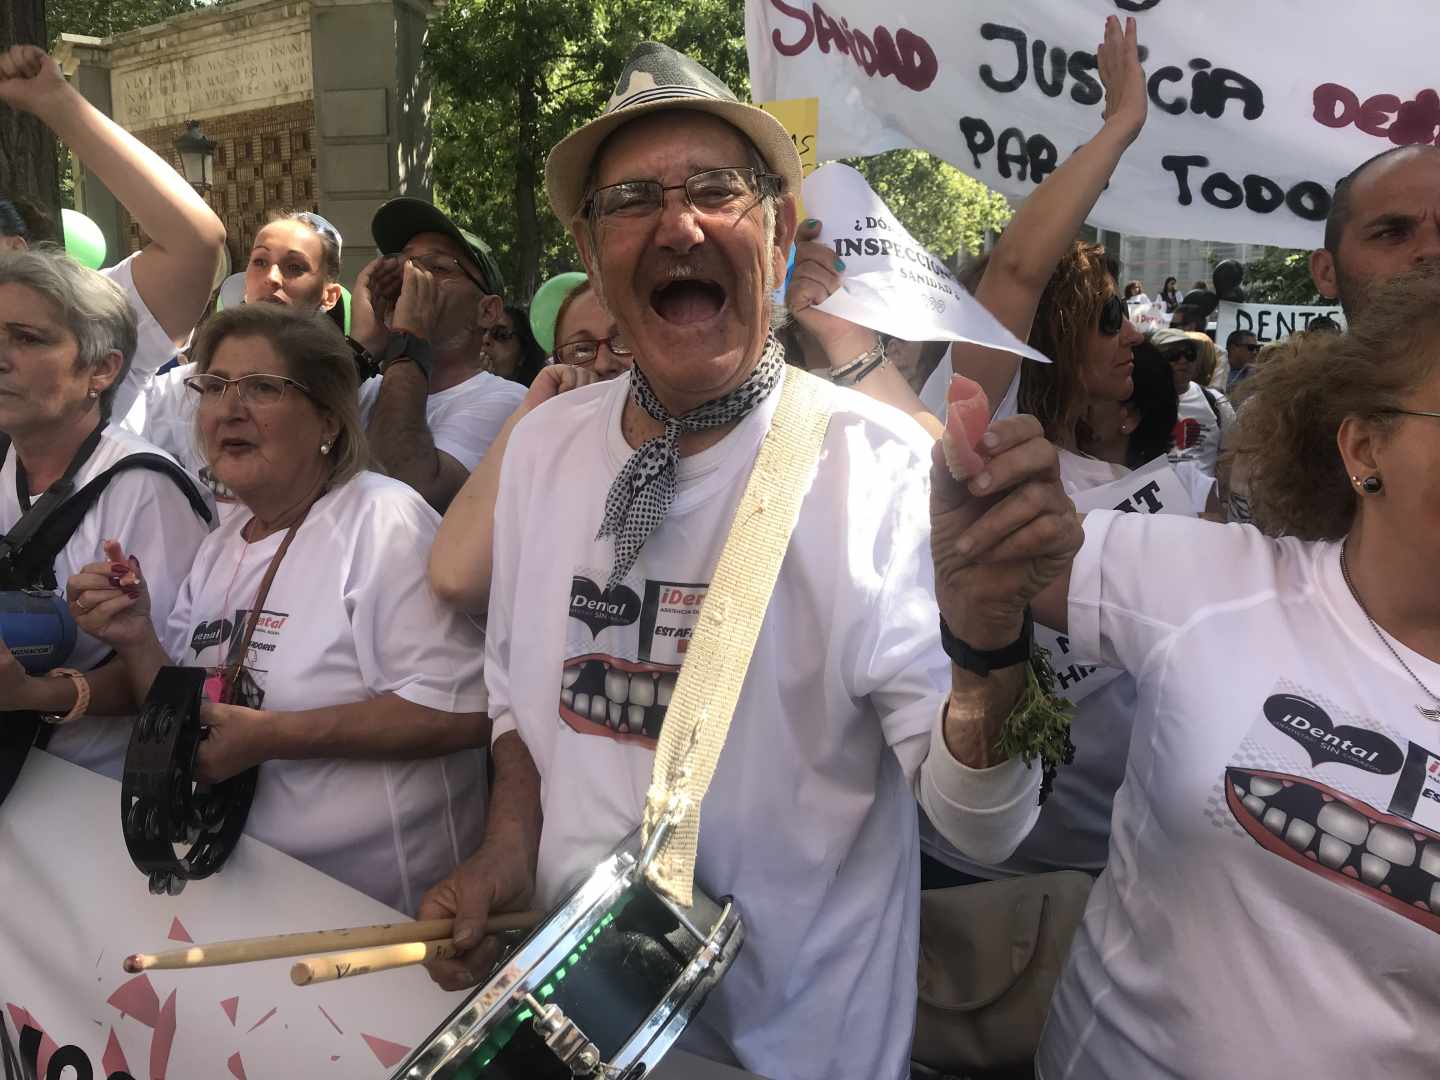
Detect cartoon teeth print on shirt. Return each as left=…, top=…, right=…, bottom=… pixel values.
left=1215, top=681, right=1440, bottom=935
left=560, top=575, right=705, bottom=748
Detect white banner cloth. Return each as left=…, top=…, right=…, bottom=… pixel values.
left=0, top=752, right=457, bottom=1079
left=1216, top=300, right=1346, bottom=343
left=748, top=0, right=1440, bottom=247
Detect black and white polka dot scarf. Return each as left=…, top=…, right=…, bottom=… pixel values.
left=598, top=336, right=786, bottom=590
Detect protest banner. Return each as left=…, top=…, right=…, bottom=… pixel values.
left=759, top=97, right=820, bottom=216
left=0, top=752, right=459, bottom=1078
left=802, top=162, right=1048, bottom=361
left=1036, top=456, right=1196, bottom=703
left=1216, top=300, right=1346, bottom=343
left=0, top=753, right=753, bottom=1080
left=746, top=0, right=1440, bottom=248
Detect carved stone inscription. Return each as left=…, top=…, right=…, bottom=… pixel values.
left=113, top=32, right=312, bottom=128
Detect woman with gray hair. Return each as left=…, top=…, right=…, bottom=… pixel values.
left=0, top=247, right=211, bottom=777
left=51, top=304, right=491, bottom=912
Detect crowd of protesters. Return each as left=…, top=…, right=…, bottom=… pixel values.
left=2, top=12, right=1438, bottom=1079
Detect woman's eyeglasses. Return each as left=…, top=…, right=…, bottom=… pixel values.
left=555, top=335, right=633, bottom=368
left=184, top=372, right=311, bottom=407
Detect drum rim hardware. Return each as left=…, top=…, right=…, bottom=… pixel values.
left=391, top=819, right=745, bottom=1080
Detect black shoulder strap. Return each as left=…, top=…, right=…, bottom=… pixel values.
left=7, top=453, right=212, bottom=591
left=1200, top=387, right=1224, bottom=430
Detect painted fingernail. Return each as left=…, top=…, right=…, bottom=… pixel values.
left=110, top=562, right=130, bottom=576
left=803, top=218, right=819, bottom=228
left=981, top=431, right=999, bottom=448
left=124, top=587, right=141, bottom=599
left=834, top=258, right=846, bottom=271
left=973, top=473, right=992, bottom=492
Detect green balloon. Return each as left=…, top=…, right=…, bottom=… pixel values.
left=338, top=284, right=352, bottom=335
left=529, top=272, right=588, bottom=355
left=61, top=208, right=106, bottom=270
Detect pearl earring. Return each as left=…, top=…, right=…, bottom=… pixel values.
left=87, top=388, right=98, bottom=399
left=320, top=441, right=332, bottom=456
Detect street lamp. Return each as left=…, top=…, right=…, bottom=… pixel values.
left=173, top=120, right=215, bottom=193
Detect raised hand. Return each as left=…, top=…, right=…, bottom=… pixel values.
left=391, top=260, right=440, bottom=342
left=931, top=413, right=1082, bottom=648
left=1097, top=15, right=1147, bottom=139
left=349, top=255, right=401, bottom=356
left=0, top=46, right=70, bottom=117
left=520, top=362, right=598, bottom=412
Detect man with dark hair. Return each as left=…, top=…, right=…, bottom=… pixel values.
left=1225, top=328, right=1259, bottom=392
left=1310, top=144, right=1440, bottom=318
left=1170, top=303, right=1207, bottom=332
left=349, top=199, right=525, bottom=511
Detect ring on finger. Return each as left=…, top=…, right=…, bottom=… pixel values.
left=71, top=598, right=90, bottom=614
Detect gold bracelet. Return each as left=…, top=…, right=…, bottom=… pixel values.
left=42, top=667, right=90, bottom=725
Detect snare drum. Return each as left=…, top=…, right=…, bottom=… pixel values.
left=392, top=829, right=743, bottom=1079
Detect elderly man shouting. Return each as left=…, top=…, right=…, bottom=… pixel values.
left=420, top=43, right=1079, bottom=1079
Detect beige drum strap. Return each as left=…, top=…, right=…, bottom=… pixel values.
left=642, top=367, right=834, bottom=906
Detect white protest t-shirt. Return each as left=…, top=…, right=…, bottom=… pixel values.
left=162, top=471, right=489, bottom=913
left=0, top=424, right=211, bottom=778
left=105, top=254, right=183, bottom=425
left=1038, top=512, right=1440, bottom=1079
left=488, top=369, right=967, bottom=1080
left=359, top=367, right=525, bottom=471
left=924, top=452, right=1199, bottom=877
left=1169, top=380, right=1234, bottom=478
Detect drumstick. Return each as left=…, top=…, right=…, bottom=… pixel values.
left=123, top=911, right=542, bottom=973
left=291, top=938, right=460, bottom=986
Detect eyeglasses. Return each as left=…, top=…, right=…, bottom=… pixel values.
left=403, top=253, right=489, bottom=294
left=554, top=334, right=633, bottom=368
left=584, top=168, right=783, bottom=226
left=184, top=372, right=311, bottom=407
left=483, top=326, right=516, bottom=343
left=1098, top=294, right=1126, bottom=336
left=1383, top=408, right=1440, bottom=421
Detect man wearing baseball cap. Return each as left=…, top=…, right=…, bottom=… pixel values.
left=350, top=198, right=524, bottom=511
left=417, top=42, right=1076, bottom=1079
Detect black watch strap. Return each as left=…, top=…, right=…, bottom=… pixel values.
left=382, top=331, right=433, bottom=382
left=939, top=608, right=1034, bottom=677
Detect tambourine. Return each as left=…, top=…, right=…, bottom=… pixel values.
left=120, top=666, right=257, bottom=895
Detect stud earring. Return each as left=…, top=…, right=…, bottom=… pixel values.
left=87, top=388, right=98, bottom=399
left=320, top=441, right=332, bottom=456
left=1360, top=475, right=1383, bottom=494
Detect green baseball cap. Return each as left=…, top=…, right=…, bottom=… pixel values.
left=529, top=272, right=588, bottom=354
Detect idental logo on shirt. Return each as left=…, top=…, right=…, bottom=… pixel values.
left=569, top=576, right=641, bottom=637
left=1263, top=693, right=1402, bottom=774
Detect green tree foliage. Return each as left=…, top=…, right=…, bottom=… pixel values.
left=46, top=0, right=206, bottom=42
left=1241, top=246, right=1323, bottom=305
left=428, top=0, right=1008, bottom=303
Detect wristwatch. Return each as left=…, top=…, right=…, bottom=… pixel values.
left=381, top=331, right=434, bottom=383
left=939, top=607, right=1034, bottom=677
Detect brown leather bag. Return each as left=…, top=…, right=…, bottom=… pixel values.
left=912, top=871, right=1093, bottom=1071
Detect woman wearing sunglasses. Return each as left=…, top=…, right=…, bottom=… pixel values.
left=62, top=304, right=490, bottom=914
left=480, top=304, right=547, bottom=386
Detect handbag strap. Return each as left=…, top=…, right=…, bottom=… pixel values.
left=641, top=367, right=833, bottom=906
left=220, top=504, right=310, bottom=701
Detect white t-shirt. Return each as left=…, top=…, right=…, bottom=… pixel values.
left=105, top=254, right=183, bottom=426
left=1038, top=512, right=1440, bottom=1078
left=487, top=368, right=1038, bottom=1080
left=1169, top=380, right=1234, bottom=478
left=0, top=424, right=211, bottom=777
left=162, top=471, right=489, bottom=913
left=358, top=367, right=525, bottom=472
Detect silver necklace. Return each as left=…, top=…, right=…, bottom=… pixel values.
left=1340, top=542, right=1440, bottom=723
